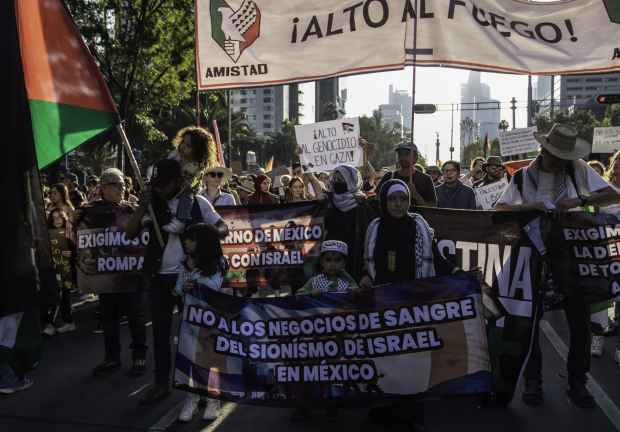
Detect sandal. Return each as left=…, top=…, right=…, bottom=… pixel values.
left=522, top=379, right=543, bottom=405
left=567, top=382, right=596, bottom=408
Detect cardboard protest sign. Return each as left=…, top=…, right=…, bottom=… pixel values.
left=547, top=212, right=620, bottom=305
left=49, top=229, right=74, bottom=291
left=474, top=178, right=509, bottom=210
left=75, top=205, right=148, bottom=294
left=196, top=0, right=620, bottom=90
left=592, top=127, right=620, bottom=153
left=217, top=202, right=324, bottom=288
left=264, top=165, right=289, bottom=180
left=295, top=118, right=363, bottom=173
left=174, top=272, right=492, bottom=407
left=499, top=127, right=538, bottom=157
left=231, top=161, right=243, bottom=175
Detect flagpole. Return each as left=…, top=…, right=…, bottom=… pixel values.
left=116, top=125, right=165, bottom=248
left=408, top=0, right=418, bottom=185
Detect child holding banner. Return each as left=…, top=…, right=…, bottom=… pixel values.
left=174, top=223, right=231, bottom=422
left=292, top=240, right=358, bottom=423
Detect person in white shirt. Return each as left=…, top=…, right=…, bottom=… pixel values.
left=125, top=159, right=228, bottom=406
left=494, top=124, right=620, bottom=409
left=201, top=164, right=236, bottom=207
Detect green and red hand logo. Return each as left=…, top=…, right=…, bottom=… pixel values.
left=211, top=0, right=261, bottom=63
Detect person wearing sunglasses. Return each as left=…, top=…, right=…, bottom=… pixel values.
left=472, top=156, right=506, bottom=189
left=426, top=165, right=442, bottom=187
left=201, top=164, right=236, bottom=207
left=435, top=161, right=477, bottom=210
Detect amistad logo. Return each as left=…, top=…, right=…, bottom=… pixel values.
left=211, top=0, right=261, bottom=63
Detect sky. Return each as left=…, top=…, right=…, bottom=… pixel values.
left=345, top=67, right=531, bottom=164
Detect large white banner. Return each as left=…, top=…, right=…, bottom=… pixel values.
left=196, top=0, right=620, bottom=89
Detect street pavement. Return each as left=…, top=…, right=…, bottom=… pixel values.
left=1, top=291, right=620, bottom=432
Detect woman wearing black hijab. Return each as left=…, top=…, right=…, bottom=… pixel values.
left=358, top=179, right=483, bottom=429
left=359, top=179, right=461, bottom=289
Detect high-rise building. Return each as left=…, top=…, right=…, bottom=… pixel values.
left=379, top=104, right=403, bottom=133
left=460, top=71, right=500, bottom=153
left=289, top=82, right=315, bottom=125
left=230, top=85, right=290, bottom=137
left=535, top=73, right=620, bottom=121
left=315, top=77, right=347, bottom=122
left=389, top=85, right=412, bottom=132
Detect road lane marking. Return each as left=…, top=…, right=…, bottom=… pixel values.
left=540, top=320, right=620, bottom=431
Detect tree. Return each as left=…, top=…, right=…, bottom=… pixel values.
left=460, top=117, right=477, bottom=148
left=65, top=0, right=196, bottom=167
left=322, top=102, right=339, bottom=121
left=530, top=101, right=540, bottom=122
left=461, top=139, right=484, bottom=167
left=359, top=115, right=406, bottom=169
left=534, top=108, right=601, bottom=142
left=262, top=120, right=298, bottom=167
left=75, top=141, right=117, bottom=176
left=498, top=119, right=510, bottom=132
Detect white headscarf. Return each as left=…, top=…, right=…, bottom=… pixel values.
left=327, top=165, right=363, bottom=212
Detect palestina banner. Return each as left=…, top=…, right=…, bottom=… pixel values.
left=174, top=272, right=493, bottom=407
left=195, top=0, right=620, bottom=90
left=217, top=202, right=324, bottom=288
left=356, top=202, right=544, bottom=406
left=546, top=212, right=620, bottom=305
left=75, top=205, right=148, bottom=294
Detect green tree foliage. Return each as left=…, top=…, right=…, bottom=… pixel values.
left=262, top=120, right=298, bottom=167
left=498, top=119, right=510, bottom=132
left=359, top=113, right=407, bottom=169
left=533, top=108, right=600, bottom=142
left=322, top=102, right=340, bottom=121
left=75, top=141, right=117, bottom=176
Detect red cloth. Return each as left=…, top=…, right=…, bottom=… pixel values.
left=505, top=159, right=534, bottom=177
left=248, top=174, right=271, bottom=205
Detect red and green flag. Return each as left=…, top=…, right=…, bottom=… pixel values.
left=15, top=0, right=120, bottom=168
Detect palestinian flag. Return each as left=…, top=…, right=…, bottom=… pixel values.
left=0, top=311, right=41, bottom=379
left=265, top=156, right=274, bottom=172
left=484, top=132, right=491, bottom=153
left=15, top=0, right=120, bottom=169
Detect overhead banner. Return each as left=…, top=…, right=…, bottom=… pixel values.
left=217, top=202, right=324, bottom=288
left=547, top=212, right=620, bottom=305
left=295, top=118, right=363, bottom=173
left=195, top=0, right=620, bottom=90
left=174, top=272, right=493, bottom=407
left=75, top=205, right=148, bottom=294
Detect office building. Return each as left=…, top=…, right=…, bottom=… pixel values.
left=230, top=85, right=290, bottom=137
left=389, top=85, right=412, bottom=132
left=289, top=82, right=316, bottom=125
left=315, top=77, right=347, bottom=122
left=379, top=104, right=404, bottom=134
left=460, top=71, right=500, bottom=153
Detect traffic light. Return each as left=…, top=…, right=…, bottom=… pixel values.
left=596, top=94, right=620, bottom=104
left=414, top=104, right=436, bottom=114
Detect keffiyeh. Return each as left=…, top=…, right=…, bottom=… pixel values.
left=327, top=165, right=363, bottom=212
left=522, top=155, right=570, bottom=204
left=311, top=273, right=349, bottom=292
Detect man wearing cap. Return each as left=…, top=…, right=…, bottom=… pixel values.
left=374, top=141, right=437, bottom=207
left=494, top=124, right=620, bottom=408
left=236, top=178, right=255, bottom=203
left=125, top=159, right=229, bottom=405
left=202, top=164, right=236, bottom=207
left=472, top=156, right=505, bottom=189
left=426, top=166, right=442, bottom=187
left=435, top=160, right=476, bottom=210
left=62, top=172, right=86, bottom=207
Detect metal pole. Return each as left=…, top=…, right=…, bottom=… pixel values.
left=227, top=90, right=232, bottom=167
left=450, top=103, right=454, bottom=161
left=527, top=76, right=532, bottom=127
left=116, top=124, right=165, bottom=248
left=408, top=0, right=418, bottom=185
left=196, top=93, right=200, bottom=127
left=550, top=75, right=555, bottom=116
left=511, top=97, right=516, bottom=130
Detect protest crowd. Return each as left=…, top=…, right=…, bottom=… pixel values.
left=4, top=120, right=620, bottom=431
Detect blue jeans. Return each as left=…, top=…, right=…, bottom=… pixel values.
left=177, top=188, right=194, bottom=221
left=1, top=365, right=25, bottom=388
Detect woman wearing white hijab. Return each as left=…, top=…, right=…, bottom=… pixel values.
left=317, top=164, right=366, bottom=277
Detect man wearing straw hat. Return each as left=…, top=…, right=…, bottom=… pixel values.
left=494, top=124, right=620, bottom=408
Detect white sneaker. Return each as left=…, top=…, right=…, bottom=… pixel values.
left=141, top=213, right=153, bottom=228
left=42, top=324, right=55, bottom=336
left=591, top=335, right=604, bottom=357
left=163, top=218, right=185, bottom=235
left=614, top=347, right=620, bottom=365
left=80, top=293, right=94, bottom=301
left=203, top=399, right=220, bottom=420
left=179, top=400, right=198, bottom=422
left=56, top=323, right=76, bottom=333
left=0, top=378, right=33, bottom=394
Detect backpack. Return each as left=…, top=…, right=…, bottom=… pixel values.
left=513, top=161, right=580, bottom=200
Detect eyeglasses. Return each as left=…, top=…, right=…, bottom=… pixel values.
left=442, top=169, right=457, bottom=174
left=489, top=164, right=504, bottom=170
left=104, top=182, right=125, bottom=189
left=207, top=172, right=224, bottom=178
